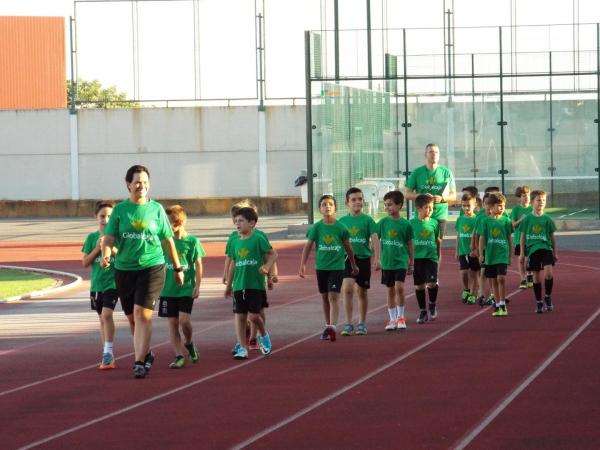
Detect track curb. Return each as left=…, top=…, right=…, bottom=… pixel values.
left=0, top=265, right=82, bottom=304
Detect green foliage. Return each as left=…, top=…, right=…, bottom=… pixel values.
left=66, top=79, right=139, bottom=108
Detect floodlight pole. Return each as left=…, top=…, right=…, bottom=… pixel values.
left=498, top=27, right=507, bottom=194
left=596, top=24, right=600, bottom=218
left=367, top=0, right=372, bottom=90
left=68, top=15, right=79, bottom=201
left=305, top=31, right=315, bottom=224
left=334, top=0, right=339, bottom=82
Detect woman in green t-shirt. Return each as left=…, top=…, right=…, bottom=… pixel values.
left=101, top=165, right=184, bottom=379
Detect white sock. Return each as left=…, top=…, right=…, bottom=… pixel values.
left=396, top=306, right=405, bottom=318
left=103, top=342, right=113, bottom=355
left=388, top=308, right=397, bottom=321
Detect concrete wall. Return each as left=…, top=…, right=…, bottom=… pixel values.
left=0, top=105, right=307, bottom=201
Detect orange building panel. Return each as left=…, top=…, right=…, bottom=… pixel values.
left=0, top=16, right=66, bottom=109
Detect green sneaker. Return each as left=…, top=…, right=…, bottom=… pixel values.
left=461, top=290, right=470, bottom=303
left=340, top=324, right=354, bottom=336
left=519, top=279, right=527, bottom=289
left=169, top=355, right=187, bottom=369
left=466, top=295, right=476, bottom=305
left=493, top=305, right=508, bottom=317
left=185, top=342, right=200, bottom=363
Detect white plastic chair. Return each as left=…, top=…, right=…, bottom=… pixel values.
left=355, top=182, right=379, bottom=215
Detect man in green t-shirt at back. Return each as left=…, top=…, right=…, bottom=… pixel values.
left=404, top=143, right=457, bottom=238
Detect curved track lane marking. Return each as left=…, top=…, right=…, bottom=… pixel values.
left=228, top=288, right=523, bottom=450
left=559, top=262, right=600, bottom=271
left=453, top=306, right=600, bottom=450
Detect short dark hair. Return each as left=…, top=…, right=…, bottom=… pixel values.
left=125, top=165, right=150, bottom=184
left=345, top=187, right=363, bottom=201
left=415, top=194, right=434, bottom=209
left=476, top=196, right=483, bottom=208
left=94, top=200, right=115, bottom=216
left=462, top=186, right=478, bottom=196
left=166, top=204, right=187, bottom=226
left=231, top=199, right=257, bottom=217
left=487, top=192, right=506, bottom=206
left=383, top=190, right=404, bottom=208
left=318, top=194, right=337, bottom=208
left=515, top=185, right=530, bottom=197
left=484, top=186, right=500, bottom=194
left=461, top=193, right=475, bottom=202
left=530, top=189, right=546, bottom=201
left=234, top=207, right=258, bottom=223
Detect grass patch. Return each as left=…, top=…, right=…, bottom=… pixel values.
left=0, top=268, right=56, bottom=299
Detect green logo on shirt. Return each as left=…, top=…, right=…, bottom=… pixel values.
left=323, top=235, right=335, bottom=245
left=388, top=229, right=397, bottom=239
left=462, top=224, right=471, bottom=232
left=491, top=228, right=501, bottom=238
left=420, top=229, right=430, bottom=239
left=532, top=224, right=542, bottom=234
left=238, top=248, right=249, bottom=258
left=349, top=226, right=360, bottom=236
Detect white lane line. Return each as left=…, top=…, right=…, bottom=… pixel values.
left=228, top=288, right=522, bottom=450
left=0, top=291, right=320, bottom=397
left=559, top=262, right=600, bottom=271
left=16, top=293, right=406, bottom=449
left=453, top=306, right=600, bottom=450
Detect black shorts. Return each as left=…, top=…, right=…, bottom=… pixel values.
left=90, top=289, right=119, bottom=315
left=158, top=296, right=194, bottom=318
left=514, top=244, right=521, bottom=256
left=233, top=289, right=266, bottom=314
left=458, top=255, right=481, bottom=272
left=413, top=259, right=438, bottom=285
left=115, top=265, right=166, bottom=315
left=484, top=263, right=508, bottom=278
left=316, top=269, right=344, bottom=294
left=343, top=256, right=371, bottom=289
left=527, top=249, right=555, bottom=272
left=381, top=269, right=407, bottom=287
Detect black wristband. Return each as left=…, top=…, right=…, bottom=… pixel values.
left=174, top=266, right=183, bottom=273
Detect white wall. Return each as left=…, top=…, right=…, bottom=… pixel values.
left=0, top=106, right=306, bottom=200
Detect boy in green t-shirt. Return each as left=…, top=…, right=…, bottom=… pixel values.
left=225, top=207, right=277, bottom=360
left=455, top=193, right=480, bottom=305
left=511, top=186, right=533, bottom=289
left=339, top=187, right=380, bottom=336
left=409, top=194, right=441, bottom=324
left=472, top=191, right=497, bottom=307
left=299, top=194, right=358, bottom=342
left=82, top=200, right=121, bottom=370
left=519, top=190, right=558, bottom=313
left=479, top=192, right=513, bottom=317
left=375, top=190, right=414, bottom=331
left=158, top=205, right=205, bottom=368
left=224, top=200, right=278, bottom=351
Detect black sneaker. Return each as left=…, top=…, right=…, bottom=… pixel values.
left=319, top=328, right=330, bottom=340
left=133, top=362, right=147, bottom=379
left=544, top=295, right=553, bottom=312
left=535, top=301, right=544, bottom=314
left=477, top=296, right=486, bottom=307
left=416, top=310, right=428, bottom=324
left=185, top=342, right=200, bottom=363
left=144, top=351, right=155, bottom=373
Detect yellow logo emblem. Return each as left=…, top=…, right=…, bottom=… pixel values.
left=349, top=226, right=360, bottom=236
left=420, top=229, right=430, bottom=238
left=532, top=224, right=542, bottom=234
left=323, top=235, right=335, bottom=245
left=388, top=229, right=397, bottom=239
left=131, top=219, right=146, bottom=231
left=462, top=224, right=471, bottom=232
left=238, top=248, right=249, bottom=258
left=427, top=176, right=436, bottom=185
left=491, top=228, right=501, bottom=238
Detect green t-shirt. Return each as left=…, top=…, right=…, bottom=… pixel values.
left=455, top=215, right=477, bottom=256
left=481, top=216, right=513, bottom=265
left=104, top=199, right=173, bottom=271
left=520, top=213, right=556, bottom=256
left=161, top=235, right=205, bottom=297
left=510, top=204, right=533, bottom=246
left=227, top=232, right=272, bottom=291
left=405, top=165, right=456, bottom=221
left=306, top=220, right=350, bottom=270
left=82, top=231, right=116, bottom=292
left=338, top=213, right=377, bottom=259
left=225, top=229, right=268, bottom=256
left=409, top=217, right=440, bottom=262
left=376, top=216, right=413, bottom=270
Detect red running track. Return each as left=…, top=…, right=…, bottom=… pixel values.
left=0, top=242, right=599, bottom=449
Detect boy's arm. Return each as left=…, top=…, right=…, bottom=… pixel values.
left=82, top=236, right=102, bottom=267
left=550, top=233, right=558, bottom=262
left=224, top=261, right=234, bottom=297
left=260, top=248, right=278, bottom=275
left=478, top=235, right=486, bottom=263
left=370, top=233, right=381, bottom=267
left=436, top=237, right=442, bottom=265
left=519, top=233, right=526, bottom=263
left=222, top=255, right=231, bottom=284
left=192, top=257, right=203, bottom=299
left=454, top=234, right=459, bottom=259
left=470, top=231, right=478, bottom=256
left=299, top=240, right=314, bottom=277
left=343, top=239, right=359, bottom=275
left=163, top=237, right=184, bottom=286
left=508, top=234, right=513, bottom=263
left=100, top=235, right=116, bottom=268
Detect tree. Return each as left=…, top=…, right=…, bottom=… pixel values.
left=66, top=79, right=139, bottom=108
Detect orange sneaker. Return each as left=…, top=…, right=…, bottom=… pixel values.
left=396, top=317, right=407, bottom=330
left=99, top=353, right=115, bottom=370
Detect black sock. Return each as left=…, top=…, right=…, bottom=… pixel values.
left=428, top=285, right=439, bottom=304
left=533, top=282, right=542, bottom=301
left=544, top=278, right=553, bottom=295
left=416, top=289, right=427, bottom=310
